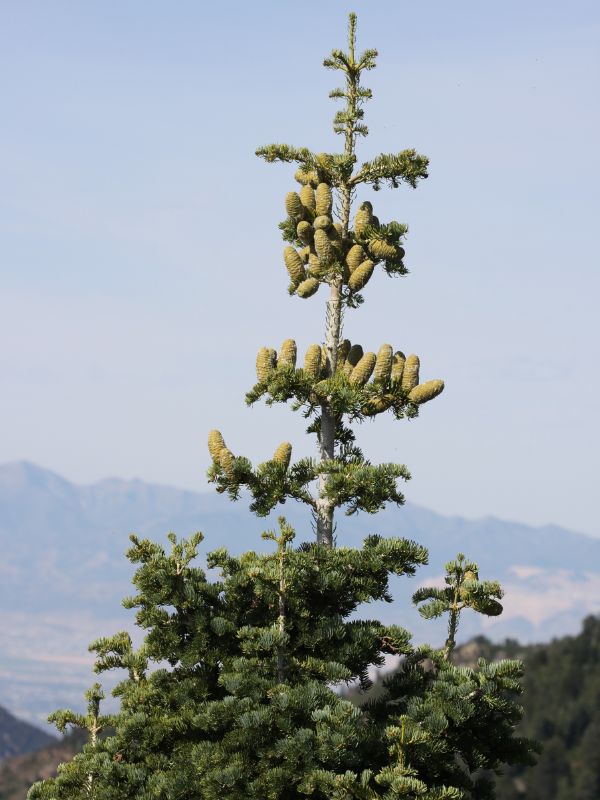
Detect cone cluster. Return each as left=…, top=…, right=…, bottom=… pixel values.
left=281, top=179, right=406, bottom=298
left=253, top=338, right=444, bottom=413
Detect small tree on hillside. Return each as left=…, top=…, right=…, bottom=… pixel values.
left=29, top=15, right=537, bottom=800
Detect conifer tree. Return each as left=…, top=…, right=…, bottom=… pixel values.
left=29, top=14, right=537, bottom=800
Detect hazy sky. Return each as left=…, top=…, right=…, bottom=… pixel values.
left=1, top=1, right=599, bottom=537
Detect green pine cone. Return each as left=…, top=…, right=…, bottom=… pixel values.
left=363, top=395, right=394, bottom=416
left=297, top=277, right=320, bottom=298
left=278, top=339, right=297, bottom=368
left=353, top=201, right=373, bottom=237
left=471, top=597, right=503, bottom=616
left=314, top=228, right=334, bottom=263
left=313, top=214, right=332, bottom=230
left=218, top=447, right=235, bottom=479
left=294, top=167, right=318, bottom=187
left=284, top=246, right=306, bottom=286
left=346, top=244, right=365, bottom=274
left=348, top=259, right=374, bottom=291
left=391, top=351, right=406, bottom=385
left=208, top=429, right=226, bottom=461
left=304, top=344, right=322, bottom=378
left=256, top=346, right=276, bottom=382
left=408, top=379, right=445, bottom=405
left=374, top=344, right=393, bottom=383
left=368, top=238, right=397, bottom=260
left=350, top=352, right=376, bottom=386
left=273, top=442, right=292, bottom=469
left=401, top=354, right=420, bottom=393
left=315, top=183, right=333, bottom=216
left=297, top=220, right=314, bottom=245
left=285, top=191, right=303, bottom=219
left=307, top=252, right=326, bottom=278
left=300, top=184, right=316, bottom=215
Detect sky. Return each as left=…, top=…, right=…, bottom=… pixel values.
left=1, top=0, right=599, bottom=537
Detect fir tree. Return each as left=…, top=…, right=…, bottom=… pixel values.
left=29, top=14, right=537, bottom=800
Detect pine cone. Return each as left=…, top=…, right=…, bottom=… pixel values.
left=285, top=191, right=303, bottom=219
left=256, top=347, right=276, bottom=382
left=401, top=355, right=420, bottom=393
left=298, top=245, right=311, bottom=263
left=363, top=395, right=394, bottom=416
left=297, top=220, right=313, bottom=245
left=304, top=344, right=322, bottom=378
left=284, top=246, right=306, bottom=286
left=273, top=442, right=292, bottom=469
left=353, top=201, right=373, bottom=237
left=313, top=214, right=332, bottom=230
left=346, top=244, right=365, bottom=274
left=373, top=344, right=393, bottom=383
left=315, top=183, right=333, bottom=216
left=278, top=339, right=297, bottom=367
left=307, top=252, right=326, bottom=278
left=297, top=277, right=320, bottom=298
left=348, top=259, right=374, bottom=291
left=314, top=228, right=334, bottom=263
left=294, top=167, right=318, bottom=187
left=218, top=447, right=235, bottom=479
left=391, top=351, right=406, bottom=385
left=350, top=352, right=376, bottom=386
left=408, top=379, right=444, bottom=405
left=368, top=238, right=397, bottom=260
left=208, top=430, right=226, bottom=461
left=300, top=184, right=316, bottom=215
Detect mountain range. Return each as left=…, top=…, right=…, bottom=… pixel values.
left=1, top=460, right=599, bottom=728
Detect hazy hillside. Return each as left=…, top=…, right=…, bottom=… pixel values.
left=1, top=461, right=599, bottom=727
left=0, top=707, right=55, bottom=764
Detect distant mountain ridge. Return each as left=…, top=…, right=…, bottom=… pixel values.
left=0, top=705, right=55, bottom=763
left=1, top=461, right=599, bottom=727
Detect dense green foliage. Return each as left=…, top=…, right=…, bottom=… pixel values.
left=28, top=14, right=537, bottom=800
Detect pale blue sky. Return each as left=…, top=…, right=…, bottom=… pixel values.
left=1, top=1, right=599, bottom=536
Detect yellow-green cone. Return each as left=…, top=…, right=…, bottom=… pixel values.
left=368, top=238, right=397, bottom=260
left=297, top=220, right=313, bottom=245
left=208, top=429, right=225, bottom=461
left=285, top=191, right=303, bottom=219
left=284, top=246, right=306, bottom=286
left=294, top=167, right=319, bottom=187
left=346, top=244, right=365, bottom=274
left=315, top=183, right=333, bottom=216
left=374, top=344, right=393, bottom=383
left=297, top=277, right=319, bottom=298
left=348, top=259, right=374, bottom=291
left=307, top=252, right=326, bottom=278
left=304, top=344, right=322, bottom=378
left=218, top=447, right=235, bottom=479
left=391, top=351, right=406, bottom=385
left=320, top=345, right=330, bottom=377
left=363, top=395, right=394, bottom=416
left=314, top=228, right=333, bottom=263
left=350, top=352, right=376, bottom=386
left=353, top=201, right=373, bottom=237
left=401, top=354, right=420, bottom=393
left=278, top=339, right=297, bottom=368
left=337, top=338, right=351, bottom=369
left=300, top=184, right=316, bottom=215
left=408, top=379, right=444, bottom=405
left=273, top=442, right=292, bottom=469
left=333, top=222, right=343, bottom=238
left=313, top=214, right=332, bottom=230
left=256, top=347, right=276, bottom=382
